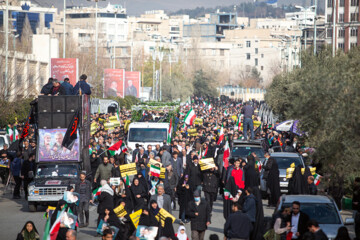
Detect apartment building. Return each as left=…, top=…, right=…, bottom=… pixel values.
left=325, top=0, right=360, bottom=52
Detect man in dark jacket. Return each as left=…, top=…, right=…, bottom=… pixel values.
left=61, top=78, right=74, bottom=95
left=94, top=156, right=114, bottom=183
left=73, top=74, right=91, bottom=95
left=224, top=201, right=253, bottom=240
left=202, top=166, right=219, bottom=212
left=40, top=78, right=53, bottom=95
left=50, top=79, right=67, bottom=95
left=187, top=156, right=202, bottom=192
left=186, top=190, right=211, bottom=240
left=307, top=176, right=318, bottom=195
left=290, top=201, right=309, bottom=239
left=307, top=220, right=328, bottom=240
left=75, top=172, right=93, bottom=227
left=241, top=101, right=254, bottom=140
left=10, top=152, right=23, bottom=199
left=21, top=153, right=36, bottom=200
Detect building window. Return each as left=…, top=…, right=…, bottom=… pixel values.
left=246, top=41, right=251, bottom=48
left=261, top=54, right=264, bottom=58
left=327, top=28, right=333, bottom=38
left=261, top=66, right=264, bottom=70
left=328, top=0, right=333, bottom=7
left=340, top=0, right=345, bottom=6
left=246, top=53, right=251, bottom=60
left=350, top=42, right=358, bottom=48
left=327, top=14, right=332, bottom=23
left=351, top=0, right=359, bottom=6
left=351, top=13, right=359, bottom=21
left=255, top=58, right=258, bottom=66
left=339, top=14, right=344, bottom=23
left=351, top=28, right=358, bottom=37
left=338, top=28, right=345, bottom=37
left=255, top=48, right=258, bottom=54
left=17, top=75, right=22, bottom=85
left=212, top=49, right=216, bottom=56
left=338, top=43, right=344, bottom=50
left=245, top=65, right=251, bottom=72
left=220, top=49, right=225, bottom=56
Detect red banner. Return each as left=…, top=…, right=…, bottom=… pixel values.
left=104, top=69, right=125, bottom=98
left=125, top=71, right=141, bottom=98
left=51, top=58, right=78, bottom=86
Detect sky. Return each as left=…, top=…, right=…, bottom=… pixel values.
left=35, top=0, right=305, bottom=15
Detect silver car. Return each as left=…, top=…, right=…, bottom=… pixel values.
left=276, top=195, right=353, bottom=239
left=260, top=152, right=305, bottom=196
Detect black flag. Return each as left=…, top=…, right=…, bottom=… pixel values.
left=62, top=108, right=80, bottom=150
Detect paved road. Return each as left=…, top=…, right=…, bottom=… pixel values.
left=0, top=183, right=355, bottom=239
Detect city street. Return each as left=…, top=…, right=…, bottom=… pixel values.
left=0, top=182, right=356, bottom=239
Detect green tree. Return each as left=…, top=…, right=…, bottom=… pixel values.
left=266, top=47, right=360, bottom=188
left=192, top=70, right=218, bottom=97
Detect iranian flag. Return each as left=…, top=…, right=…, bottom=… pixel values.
left=224, top=188, right=233, bottom=200
left=108, top=140, right=127, bottom=156
left=256, top=160, right=262, bottom=172
left=184, top=108, right=196, bottom=125
left=92, top=187, right=102, bottom=200
left=46, top=209, right=65, bottom=240
left=167, top=119, right=172, bottom=144
left=314, top=173, right=321, bottom=186
left=217, top=125, right=224, bottom=145
left=150, top=165, right=161, bottom=177
left=13, top=126, right=19, bottom=141
left=224, top=110, right=228, bottom=116
left=208, top=104, right=213, bottom=112
left=116, top=108, right=120, bottom=121
left=6, top=125, right=13, bottom=142
left=236, top=114, right=242, bottom=131
left=202, top=146, right=208, bottom=159
left=124, top=175, right=130, bottom=187
left=223, top=141, right=230, bottom=169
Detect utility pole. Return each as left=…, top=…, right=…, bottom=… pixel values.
left=63, top=0, right=66, bottom=58
left=158, top=51, right=164, bottom=102
left=152, top=50, right=156, bottom=100
left=313, top=0, right=317, bottom=55
left=4, top=0, right=9, bottom=99
left=113, top=7, right=117, bottom=69
left=332, top=0, right=337, bottom=57
left=95, top=1, right=98, bottom=66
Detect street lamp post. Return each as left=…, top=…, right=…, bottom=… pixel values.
left=313, top=0, right=317, bottom=55
left=152, top=50, right=156, bottom=100
left=332, top=0, right=337, bottom=57
left=4, top=0, right=9, bottom=99
left=158, top=51, right=164, bottom=102
left=63, top=0, right=66, bottom=58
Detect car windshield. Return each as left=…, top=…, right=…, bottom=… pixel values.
left=129, top=128, right=167, bottom=142
left=36, top=164, right=78, bottom=178
left=273, top=157, right=304, bottom=169
left=0, top=137, right=5, bottom=149
left=232, top=146, right=265, bottom=158
left=281, top=203, right=341, bottom=224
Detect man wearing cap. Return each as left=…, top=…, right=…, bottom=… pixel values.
left=75, top=172, right=93, bottom=227
left=186, top=190, right=211, bottom=240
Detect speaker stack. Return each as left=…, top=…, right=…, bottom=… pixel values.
left=38, top=96, right=81, bottom=129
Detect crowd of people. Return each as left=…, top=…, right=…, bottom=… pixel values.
left=2, top=95, right=359, bottom=240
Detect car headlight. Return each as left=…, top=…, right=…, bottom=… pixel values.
left=283, top=177, right=287, bottom=181
left=28, top=185, right=38, bottom=196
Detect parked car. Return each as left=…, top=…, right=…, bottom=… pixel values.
left=260, top=152, right=305, bottom=196
left=275, top=195, right=353, bottom=239
left=230, top=139, right=266, bottom=162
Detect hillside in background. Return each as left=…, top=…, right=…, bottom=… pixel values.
left=30, top=0, right=324, bottom=16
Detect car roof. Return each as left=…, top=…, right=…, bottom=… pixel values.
left=281, top=195, right=333, bottom=204
left=270, top=152, right=300, bottom=157
left=233, top=139, right=263, bottom=146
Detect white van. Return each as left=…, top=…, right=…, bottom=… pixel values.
left=127, top=122, right=169, bottom=160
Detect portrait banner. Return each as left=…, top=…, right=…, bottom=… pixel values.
left=104, top=69, right=125, bottom=98
left=38, top=129, right=80, bottom=161
left=125, top=71, right=141, bottom=98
